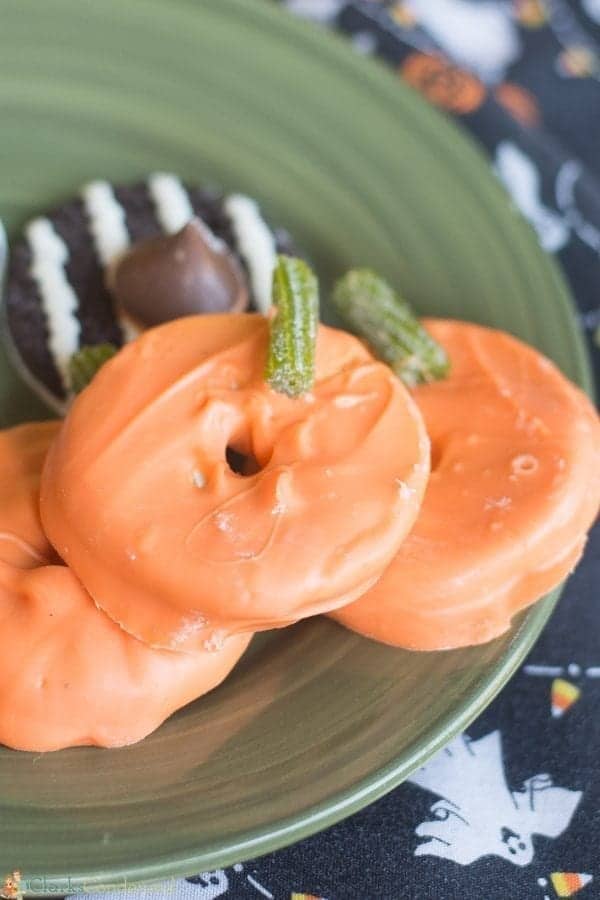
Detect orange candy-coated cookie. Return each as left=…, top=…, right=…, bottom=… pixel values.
left=0, top=563, right=250, bottom=751
left=0, top=423, right=250, bottom=751
left=41, top=314, right=430, bottom=651
left=331, top=320, right=600, bottom=650
left=0, top=421, right=60, bottom=569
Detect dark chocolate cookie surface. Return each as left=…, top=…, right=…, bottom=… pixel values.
left=4, top=174, right=297, bottom=412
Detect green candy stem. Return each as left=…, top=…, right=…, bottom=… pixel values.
left=265, top=255, right=319, bottom=397
left=69, top=343, right=118, bottom=394
left=332, top=268, right=450, bottom=386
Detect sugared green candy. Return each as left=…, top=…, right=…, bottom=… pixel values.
left=332, top=268, right=450, bottom=387
left=265, top=255, right=319, bottom=397
left=69, top=343, right=118, bottom=394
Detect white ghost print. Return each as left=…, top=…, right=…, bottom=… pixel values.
left=408, top=731, right=582, bottom=866
left=582, top=0, right=600, bottom=24
left=408, top=0, right=521, bottom=83
left=495, top=142, right=571, bottom=253
left=184, top=871, right=230, bottom=898
left=77, top=869, right=231, bottom=900
left=284, top=0, right=345, bottom=23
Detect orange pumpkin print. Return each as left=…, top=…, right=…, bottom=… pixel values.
left=495, top=82, right=541, bottom=127
left=390, top=2, right=417, bottom=28
left=514, top=0, right=549, bottom=28
left=558, top=46, right=598, bottom=79
left=400, top=53, right=486, bottom=115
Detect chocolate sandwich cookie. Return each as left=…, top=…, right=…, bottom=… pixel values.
left=3, top=173, right=297, bottom=413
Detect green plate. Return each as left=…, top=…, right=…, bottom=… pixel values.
left=0, top=0, right=592, bottom=895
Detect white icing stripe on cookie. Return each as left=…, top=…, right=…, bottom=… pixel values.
left=148, top=172, right=194, bottom=233
left=81, top=181, right=141, bottom=343
left=224, top=194, right=276, bottom=313
left=119, top=317, right=141, bottom=343
left=81, top=180, right=130, bottom=265
left=26, top=218, right=81, bottom=390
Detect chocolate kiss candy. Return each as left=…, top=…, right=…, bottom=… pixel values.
left=109, top=218, right=249, bottom=327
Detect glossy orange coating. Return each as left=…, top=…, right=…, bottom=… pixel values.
left=0, top=421, right=59, bottom=569
left=40, top=314, right=430, bottom=651
left=331, top=320, right=600, bottom=650
left=0, top=422, right=250, bottom=751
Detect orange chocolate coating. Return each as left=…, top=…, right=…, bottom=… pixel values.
left=0, top=422, right=250, bottom=751
left=0, top=421, right=60, bottom=569
left=331, top=320, right=600, bottom=650
left=40, top=314, right=430, bottom=651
